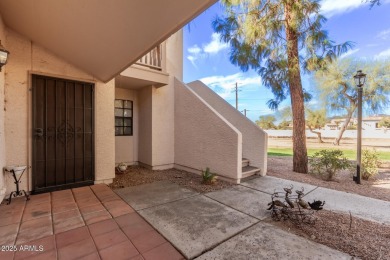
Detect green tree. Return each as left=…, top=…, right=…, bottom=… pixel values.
left=275, top=106, right=292, bottom=129
left=213, top=0, right=352, bottom=173
left=256, top=115, right=277, bottom=129
left=277, top=106, right=326, bottom=141
left=315, top=58, right=390, bottom=145
left=378, top=116, right=390, bottom=130
left=277, top=120, right=291, bottom=130
left=276, top=106, right=293, bottom=122
left=306, top=109, right=326, bottom=143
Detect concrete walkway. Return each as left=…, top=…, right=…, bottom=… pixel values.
left=112, top=175, right=390, bottom=260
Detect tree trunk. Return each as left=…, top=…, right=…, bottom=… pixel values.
left=333, top=106, right=356, bottom=145
left=285, top=2, right=308, bottom=173
left=308, top=126, right=324, bottom=143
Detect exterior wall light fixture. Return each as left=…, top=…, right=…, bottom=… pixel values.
left=0, top=40, right=10, bottom=72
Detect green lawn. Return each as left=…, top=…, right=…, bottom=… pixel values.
left=268, top=147, right=390, bottom=161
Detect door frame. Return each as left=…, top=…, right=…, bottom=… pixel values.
left=30, top=73, right=96, bottom=194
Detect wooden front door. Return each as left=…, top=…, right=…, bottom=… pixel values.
left=32, top=74, right=94, bottom=193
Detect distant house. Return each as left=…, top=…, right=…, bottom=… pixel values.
left=324, top=118, right=353, bottom=130
left=357, top=116, right=384, bottom=130
left=324, top=115, right=388, bottom=131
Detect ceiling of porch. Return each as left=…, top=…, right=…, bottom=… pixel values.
left=0, top=0, right=216, bottom=82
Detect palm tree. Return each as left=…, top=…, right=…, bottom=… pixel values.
left=213, top=0, right=352, bottom=173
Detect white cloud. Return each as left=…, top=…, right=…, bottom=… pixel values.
left=186, top=33, right=228, bottom=66
left=200, top=73, right=260, bottom=99
left=320, top=0, right=390, bottom=17
left=377, top=29, right=390, bottom=40
left=187, top=44, right=205, bottom=67
left=188, top=45, right=202, bottom=55
left=320, top=0, right=367, bottom=17
left=374, top=48, right=390, bottom=59
left=203, top=33, right=228, bottom=54
left=340, top=48, right=360, bottom=59
left=187, top=55, right=198, bottom=67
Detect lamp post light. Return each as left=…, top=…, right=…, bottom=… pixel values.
left=353, top=70, right=366, bottom=184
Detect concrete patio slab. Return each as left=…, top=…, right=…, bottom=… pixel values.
left=205, top=185, right=271, bottom=220
left=241, top=176, right=317, bottom=195
left=114, top=181, right=199, bottom=210
left=303, top=187, right=390, bottom=225
left=138, top=195, right=259, bottom=259
left=195, top=222, right=352, bottom=260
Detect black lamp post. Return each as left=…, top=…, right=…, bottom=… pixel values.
left=0, top=40, right=10, bottom=72
left=353, top=70, right=366, bottom=184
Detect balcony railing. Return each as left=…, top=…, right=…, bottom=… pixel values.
left=136, top=44, right=163, bottom=71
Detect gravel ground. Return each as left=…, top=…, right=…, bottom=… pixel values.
left=268, top=210, right=390, bottom=260
left=109, top=165, right=233, bottom=193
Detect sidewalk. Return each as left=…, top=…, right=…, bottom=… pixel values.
left=115, top=177, right=386, bottom=259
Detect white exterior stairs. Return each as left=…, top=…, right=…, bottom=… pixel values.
left=242, top=158, right=260, bottom=178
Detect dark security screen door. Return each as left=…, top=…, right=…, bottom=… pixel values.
left=32, top=74, right=94, bottom=193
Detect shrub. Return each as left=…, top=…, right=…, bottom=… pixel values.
left=361, top=149, right=381, bottom=180
left=309, top=149, right=351, bottom=181
left=201, top=167, right=217, bottom=184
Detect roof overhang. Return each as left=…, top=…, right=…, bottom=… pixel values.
left=116, top=65, right=169, bottom=90
left=0, top=0, right=216, bottom=82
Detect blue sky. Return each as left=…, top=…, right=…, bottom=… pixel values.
left=183, top=0, right=390, bottom=122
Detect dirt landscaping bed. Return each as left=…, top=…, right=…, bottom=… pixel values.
left=268, top=156, right=390, bottom=202
left=267, top=210, right=390, bottom=260
left=266, top=156, right=390, bottom=259
left=109, top=165, right=233, bottom=193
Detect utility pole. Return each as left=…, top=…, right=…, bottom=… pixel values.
left=232, top=82, right=242, bottom=110
left=240, top=109, right=249, bottom=117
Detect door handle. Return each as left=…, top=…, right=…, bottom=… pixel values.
left=35, top=128, right=44, bottom=137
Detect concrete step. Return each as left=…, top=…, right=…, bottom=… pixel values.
left=242, top=165, right=260, bottom=178
left=242, top=158, right=249, bottom=168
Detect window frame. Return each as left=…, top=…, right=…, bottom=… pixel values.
left=114, top=99, right=133, bottom=136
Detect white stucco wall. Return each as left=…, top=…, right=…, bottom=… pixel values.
left=138, top=86, right=153, bottom=166
left=115, top=87, right=138, bottom=165
left=174, top=79, right=242, bottom=182
left=150, top=80, right=175, bottom=168
left=165, top=30, right=183, bottom=81
left=4, top=28, right=115, bottom=194
left=187, top=81, right=268, bottom=175
left=0, top=14, right=6, bottom=203
left=133, top=31, right=182, bottom=170
left=149, top=30, right=183, bottom=168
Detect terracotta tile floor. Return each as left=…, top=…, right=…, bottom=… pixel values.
left=0, top=185, right=184, bottom=260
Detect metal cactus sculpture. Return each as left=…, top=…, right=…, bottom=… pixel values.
left=267, top=185, right=325, bottom=225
